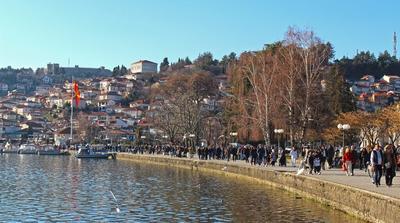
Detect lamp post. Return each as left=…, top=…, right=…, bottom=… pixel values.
left=140, top=135, right=146, bottom=145
left=274, top=129, right=284, bottom=148
left=229, top=132, right=238, bottom=144
left=162, top=135, right=168, bottom=145
left=189, top=134, right=195, bottom=148
left=337, top=124, right=350, bottom=148
left=183, top=134, right=187, bottom=148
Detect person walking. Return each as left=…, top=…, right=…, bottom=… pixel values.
left=320, top=146, right=327, bottom=170
left=307, top=149, right=315, bottom=175
left=231, top=146, right=238, bottom=162
left=342, top=147, right=353, bottom=176
left=383, top=144, right=396, bottom=187
left=290, top=147, right=298, bottom=167
left=370, top=144, right=384, bottom=187
left=313, top=151, right=322, bottom=175
left=250, top=146, right=257, bottom=165
left=351, top=146, right=358, bottom=176
left=360, top=147, right=367, bottom=171
left=326, top=145, right=334, bottom=169
left=270, top=148, right=277, bottom=166
left=278, top=147, right=286, bottom=166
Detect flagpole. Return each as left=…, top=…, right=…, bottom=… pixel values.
left=70, top=76, right=74, bottom=147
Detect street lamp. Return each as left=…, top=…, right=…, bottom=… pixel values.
left=189, top=134, right=195, bottom=147
left=162, top=135, right=168, bottom=145
left=274, top=129, right=284, bottom=148
left=337, top=124, right=350, bottom=148
left=183, top=134, right=187, bottom=148
left=229, top=132, right=238, bottom=144
left=140, top=135, right=146, bottom=145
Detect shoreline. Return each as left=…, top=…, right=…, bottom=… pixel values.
left=117, top=153, right=400, bottom=223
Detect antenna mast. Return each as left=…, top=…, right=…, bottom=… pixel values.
left=394, top=32, right=397, bottom=58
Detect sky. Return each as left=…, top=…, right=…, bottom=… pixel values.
left=0, top=0, right=399, bottom=69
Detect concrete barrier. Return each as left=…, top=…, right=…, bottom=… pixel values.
left=117, top=153, right=400, bottom=223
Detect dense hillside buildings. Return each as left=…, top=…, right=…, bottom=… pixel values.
left=0, top=60, right=229, bottom=146
left=351, top=74, right=399, bottom=111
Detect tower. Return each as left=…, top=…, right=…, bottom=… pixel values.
left=394, top=32, right=397, bottom=58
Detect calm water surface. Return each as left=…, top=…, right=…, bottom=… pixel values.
left=0, top=154, right=365, bottom=222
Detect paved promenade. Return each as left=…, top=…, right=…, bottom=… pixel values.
left=122, top=153, right=400, bottom=200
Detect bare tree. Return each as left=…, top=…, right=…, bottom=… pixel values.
left=155, top=72, right=218, bottom=146
left=239, top=50, right=278, bottom=145
left=276, top=41, right=301, bottom=145
left=285, top=27, right=332, bottom=142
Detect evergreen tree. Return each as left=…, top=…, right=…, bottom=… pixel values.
left=112, top=65, right=120, bottom=77
left=184, top=57, right=192, bottom=65
left=324, top=65, right=356, bottom=114
left=160, top=57, right=169, bottom=72
left=120, top=65, right=128, bottom=75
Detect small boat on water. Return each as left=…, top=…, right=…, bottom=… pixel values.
left=1, top=142, right=19, bottom=154
left=75, top=146, right=116, bottom=159
left=37, top=145, right=70, bottom=156
left=66, top=81, right=115, bottom=160
left=18, top=144, right=38, bottom=154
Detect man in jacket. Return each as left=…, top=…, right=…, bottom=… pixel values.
left=370, top=144, right=383, bottom=187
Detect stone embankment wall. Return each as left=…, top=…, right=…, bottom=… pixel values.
left=117, top=153, right=400, bottom=223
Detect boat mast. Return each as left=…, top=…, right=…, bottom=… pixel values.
left=70, top=76, right=74, bottom=147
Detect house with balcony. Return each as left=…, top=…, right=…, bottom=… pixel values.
left=87, top=112, right=114, bottom=126
left=120, top=108, right=143, bottom=119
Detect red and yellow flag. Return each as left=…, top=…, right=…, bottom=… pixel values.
left=73, top=81, right=80, bottom=106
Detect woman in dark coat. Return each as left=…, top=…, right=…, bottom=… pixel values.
left=384, top=144, right=397, bottom=187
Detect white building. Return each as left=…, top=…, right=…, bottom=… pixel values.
left=382, top=75, right=400, bottom=84
left=131, top=60, right=157, bottom=74
left=130, top=60, right=157, bottom=81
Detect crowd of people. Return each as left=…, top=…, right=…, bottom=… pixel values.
left=118, top=143, right=400, bottom=187
left=122, top=145, right=290, bottom=167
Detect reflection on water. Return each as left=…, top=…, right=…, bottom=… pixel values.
left=0, top=154, right=364, bottom=222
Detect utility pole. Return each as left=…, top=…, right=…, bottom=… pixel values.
left=394, top=32, right=397, bottom=58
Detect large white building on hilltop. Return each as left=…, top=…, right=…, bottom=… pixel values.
left=129, top=60, right=157, bottom=81
left=131, top=60, right=157, bottom=74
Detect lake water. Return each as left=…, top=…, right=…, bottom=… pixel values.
left=0, top=154, right=364, bottom=222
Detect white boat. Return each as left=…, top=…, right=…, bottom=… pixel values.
left=18, top=144, right=38, bottom=154
left=66, top=81, right=115, bottom=160
left=1, top=142, right=19, bottom=154
left=75, top=145, right=116, bottom=159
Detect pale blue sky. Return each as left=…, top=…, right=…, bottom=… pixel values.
left=0, top=0, right=399, bottom=69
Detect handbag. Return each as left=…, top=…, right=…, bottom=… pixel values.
left=384, top=162, right=391, bottom=169
left=368, top=164, right=375, bottom=172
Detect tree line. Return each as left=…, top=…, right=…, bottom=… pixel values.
left=223, top=27, right=358, bottom=146
left=336, top=50, right=399, bottom=81
left=152, top=27, right=360, bottom=147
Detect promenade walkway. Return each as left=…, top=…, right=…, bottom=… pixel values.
left=122, top=153, right=400, bottom=200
